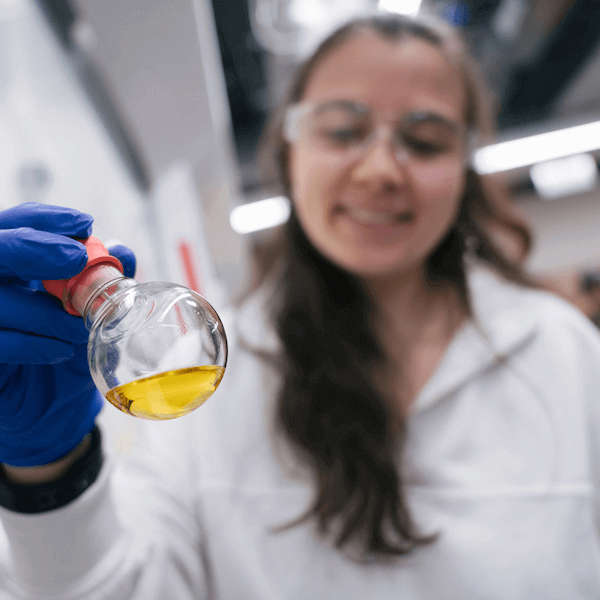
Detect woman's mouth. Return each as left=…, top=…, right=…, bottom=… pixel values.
left=342, top=206, right=414, bottom=225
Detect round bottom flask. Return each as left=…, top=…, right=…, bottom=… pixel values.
left=44, top=237, right=227, bottom=420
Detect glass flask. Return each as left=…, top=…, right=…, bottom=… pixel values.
left=43, top=237, right=227, bottom=420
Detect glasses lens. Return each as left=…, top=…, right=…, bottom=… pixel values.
left=306, top=106, right=372, bottom=154
left=396, top=118, right=463, bottom=160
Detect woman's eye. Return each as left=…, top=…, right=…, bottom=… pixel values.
left=324, top=128, right=364, bottom=145
left=404, top=137, right=448, bottom=156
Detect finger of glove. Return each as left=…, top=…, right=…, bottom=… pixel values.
left=0, top=330, right=74, bottom=364
left=108, top=244, right=136, bottom=278
left=0, top=285, right=88, bottom=343
left=0, top=228, right=88, bottom=280
left=0, top=202, right=93, bottom=238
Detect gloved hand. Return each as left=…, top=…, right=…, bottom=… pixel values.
left=0, top=202, right=136, bottom=467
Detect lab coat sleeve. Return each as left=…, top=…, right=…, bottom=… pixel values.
left=0, top=411, right=210, bottom=600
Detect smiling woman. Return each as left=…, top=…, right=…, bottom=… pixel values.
left=254, top=13, right=540, bottom=559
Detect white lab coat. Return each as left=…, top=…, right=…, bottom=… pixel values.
left=1, top=265, right=600, bottom=599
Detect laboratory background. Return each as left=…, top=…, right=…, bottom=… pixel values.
left=1, top=0, right=600, bottom=318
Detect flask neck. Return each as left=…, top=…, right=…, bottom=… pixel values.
left=69, top=264, right=137, bottom=330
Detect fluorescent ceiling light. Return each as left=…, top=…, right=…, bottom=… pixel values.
left=229, top=196, right=291, bottom=234
left=529, top=153, right=598, bottom=200
left=472, top=120, right=600, bottom=174
left=378, top=0, right=422, bottom=16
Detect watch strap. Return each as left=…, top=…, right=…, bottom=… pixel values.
left=0, top=426, right=102, bottom=514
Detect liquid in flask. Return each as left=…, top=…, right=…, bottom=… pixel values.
left=106, top=365, right=225, bottom=420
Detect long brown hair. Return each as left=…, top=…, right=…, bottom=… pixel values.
left=255, top=13, right=533, bottom=558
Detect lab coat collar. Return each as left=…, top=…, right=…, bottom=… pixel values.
left=413, top=264, right=539, bottom=413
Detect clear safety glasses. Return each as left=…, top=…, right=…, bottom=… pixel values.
left=284, top=100, right=469, bottom=166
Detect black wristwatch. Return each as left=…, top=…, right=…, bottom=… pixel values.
left=0, top=426, right=103, bottom=514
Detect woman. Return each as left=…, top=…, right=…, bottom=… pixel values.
left=1, top=13, right=600, bottom=599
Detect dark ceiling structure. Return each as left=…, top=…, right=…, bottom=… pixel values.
left=494, top=0, right=600, bottom=129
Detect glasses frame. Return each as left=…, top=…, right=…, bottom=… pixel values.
left=283, top=100, right=473, bottom=167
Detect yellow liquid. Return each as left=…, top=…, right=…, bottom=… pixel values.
left=106, top=365, right=225, bottom=420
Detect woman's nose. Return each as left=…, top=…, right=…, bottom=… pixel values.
left=350, top=132, right=408, bottom=186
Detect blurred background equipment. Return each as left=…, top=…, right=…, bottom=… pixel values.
left=1, top=0, right=600, bottom=314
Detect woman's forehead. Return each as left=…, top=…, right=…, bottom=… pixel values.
left=301, top=33, right=466, bottom=122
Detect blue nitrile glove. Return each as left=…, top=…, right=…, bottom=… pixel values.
left=0, top=202, right=136, bottom=467
left=105, top=244, right=136, bottom=279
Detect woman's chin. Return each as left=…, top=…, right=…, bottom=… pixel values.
left=335, top=253, right=421, bottom=282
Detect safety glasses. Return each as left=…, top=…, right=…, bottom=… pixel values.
left=284, top=100, right=469, bottom=166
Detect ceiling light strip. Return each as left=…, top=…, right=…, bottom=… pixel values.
left=472, top=120, right=600, bottom=174
left=229, top=196, right=291, bottom=234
